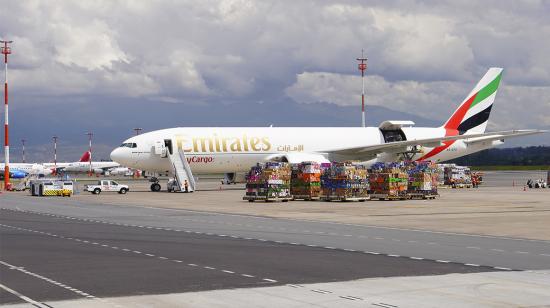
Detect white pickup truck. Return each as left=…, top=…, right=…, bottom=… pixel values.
left=85, top=180, right=129, bottom=194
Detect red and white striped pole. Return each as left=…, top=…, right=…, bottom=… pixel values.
left=86, top=132, right=93, bottom=176
left=356, top=49, right=367, bottom=128
left=52, top=136, right=58, bottom=176
left=1, top=40, right=13, bottom=190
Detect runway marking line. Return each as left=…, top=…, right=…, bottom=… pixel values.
left=0, top=260, right=98, bottom=301
left=311, top=289, right=332, bottom=294
left=0, top=222, right=279, bottom=285
left=340, top=295, right=363, bottom=301
left=0, top=208, right=526, bottom=273
left=0, top=282, right=51, bottom=308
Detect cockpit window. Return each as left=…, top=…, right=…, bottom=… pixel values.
left=120, top=143, right=137, bottom=148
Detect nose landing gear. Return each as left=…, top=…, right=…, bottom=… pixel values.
left=149, top=177, right=162, bottom=192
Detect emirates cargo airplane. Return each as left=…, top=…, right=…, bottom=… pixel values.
left=110, top=68, right=545, bottom=190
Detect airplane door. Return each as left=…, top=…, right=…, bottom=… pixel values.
left=154, top=141, right=167, bottom=157
left=164, top=139, right=173, bottom=155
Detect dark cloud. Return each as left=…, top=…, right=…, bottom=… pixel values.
left=0, top=0, right=548, bottom=161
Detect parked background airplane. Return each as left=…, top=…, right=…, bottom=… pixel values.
left=110, top=68, right=545, bottom=191
left=0, top=163, right=52, bottom=179
left=45, top=151, right=120, bottom=175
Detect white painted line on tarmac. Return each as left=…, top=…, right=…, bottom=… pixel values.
left=410, top=257, right=424, bottom=260
left=494, top=267, right=512, bottom=270
left=515, top=251, right=529, bottom=254
left=364, top=251, right=380, bottom=255
left=491, top=249, right=504, bottom=252
left=340, top=295, right=363, bottom=300
left=436, top=260, right=450, bottom=263
left=263, top=278, right=278, bottom=283
left=0, top=260, right=97, bottom=300
left=0, top=283, right=50, bottom=308
left=222, top=270, right=235, bottom=274
left=465, top=263, right=480, bottom=267
left=241, top=274, right=255, bottom=278
left=311, top=289, right=332, bottom=294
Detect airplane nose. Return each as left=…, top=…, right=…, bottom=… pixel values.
left=110, top=148, right=124, bottom=163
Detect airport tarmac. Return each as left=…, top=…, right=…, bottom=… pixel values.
left=1, top=171, right=549, bottom=307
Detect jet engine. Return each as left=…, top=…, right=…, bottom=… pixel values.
left=266, top=153, right=330, bottom=164
left=222, top=172, right=246, bottom=184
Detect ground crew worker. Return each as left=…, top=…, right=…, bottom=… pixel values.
left=184, top=180, right=189, bottom=193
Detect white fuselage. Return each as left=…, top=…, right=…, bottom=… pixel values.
left=43, top=161, right=120, bottom=174
left=110, top=127, right=501, bottom=176
left=0, top=163, right=52, bottom=176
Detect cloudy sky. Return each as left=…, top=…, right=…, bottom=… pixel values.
left=1, top=0, right=549, bottom=161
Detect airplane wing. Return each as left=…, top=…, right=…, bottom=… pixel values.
left=325, top=129, right=546, bottom=160
left=462, top=130, right=546, bottom=145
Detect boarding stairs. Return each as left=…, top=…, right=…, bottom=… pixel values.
left=168, top=147, right=196, bottom=192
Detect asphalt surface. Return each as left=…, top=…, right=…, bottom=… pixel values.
left=0, top=196, right=511, bottom=305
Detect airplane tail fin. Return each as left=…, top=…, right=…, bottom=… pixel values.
left=443, top=68, right=503, bottom=135
left=79, top=151, right=91, bottom=162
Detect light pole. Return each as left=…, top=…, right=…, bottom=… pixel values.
left=52, top=136, right=58, bottom=175
left=2, top=40, right=13, bottom=189
left=133, top=128, right=142, bottom=135
left=356, top=50, right=368, bottom=128
left=86, top=132, right=93, bottom=176
left=21, top=139, right=26, bottom=163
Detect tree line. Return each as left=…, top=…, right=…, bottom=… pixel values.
left=449, top=146, right=550, bottom=166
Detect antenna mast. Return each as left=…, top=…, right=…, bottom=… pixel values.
left=356, top=50, right=368, bottom=127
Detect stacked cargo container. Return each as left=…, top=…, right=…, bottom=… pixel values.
left=290, top=162, right=322, bottom=200
left=406, top=161, right=439, bottom=199
left=369, top=162, right=408, bottom=200
left=243, top=162, right=292, bottom=202
left=320, top=162, right=369, bottom=201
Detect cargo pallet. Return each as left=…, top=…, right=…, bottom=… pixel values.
left=320, top=195, right=369, bottom=202
left=243, top=195, right=292, bottom=202
left=407, top=192, right=438, bottom=200
left=370, top=193, right=409, bottom=201
left=292, top=195, right=321, bottom=201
